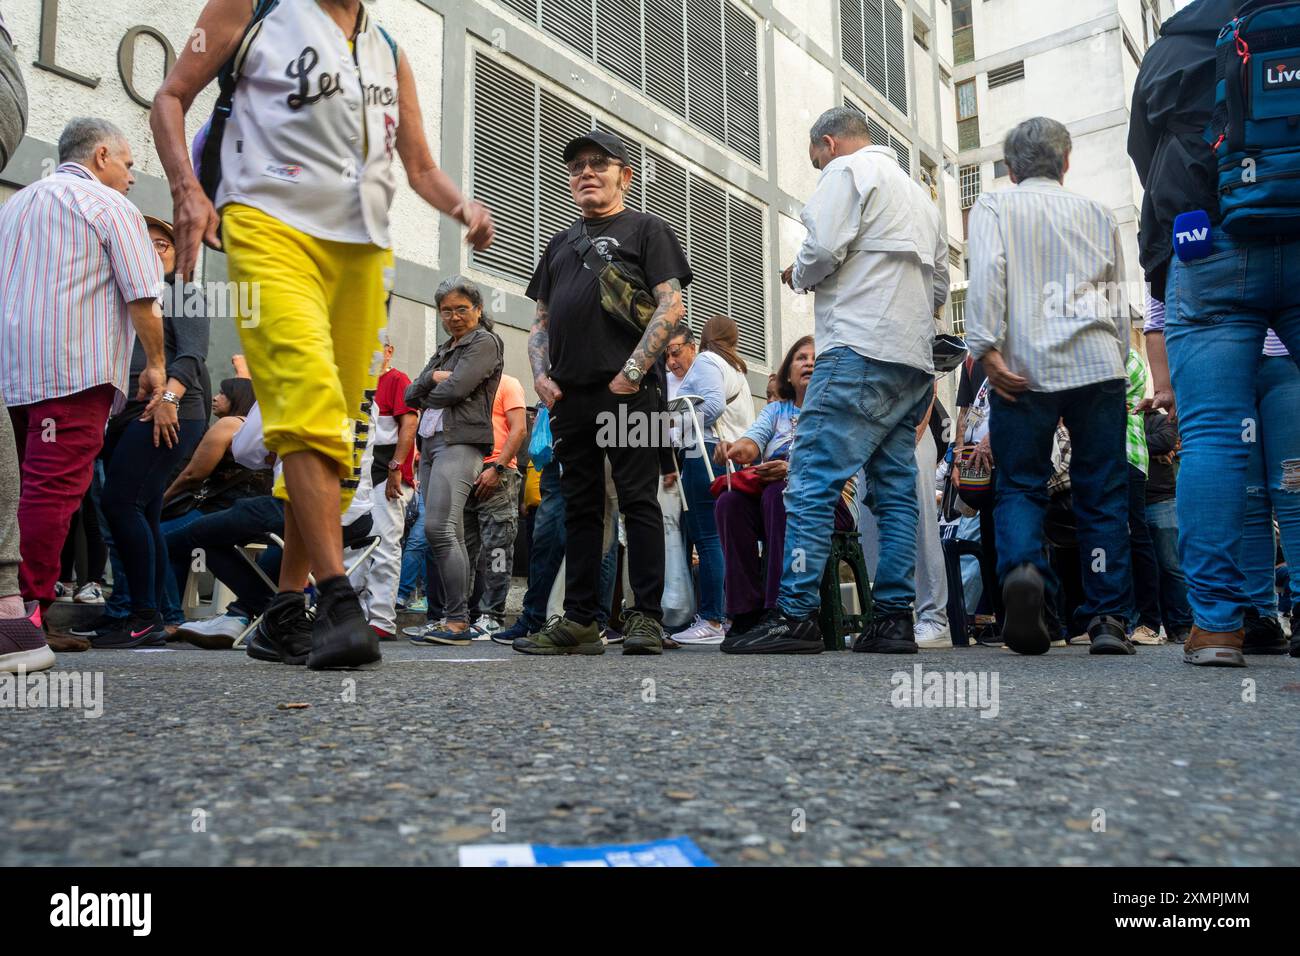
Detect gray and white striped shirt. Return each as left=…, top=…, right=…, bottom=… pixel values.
left=964, top=177, right=1128, bottom=392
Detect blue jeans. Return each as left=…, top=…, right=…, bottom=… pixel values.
left=779, top=349, right=932, bottom=618
left=165, top=496, right=286, bottom=620
left=92, top=460, right=131, bottom=621
left=989, top=380, right=1131, bottom=623
left=1146, top=498, right=1193, bottom=635
left=679, top=440, right=724, bottom=622
left=1166, top=235, right=1300, bottom=631
left=1241, top=354, right=1300, bottom=617
left=519, top=463, right=567, bottom=631
left=159, top=509, right=205, bottom=625
left=398, top=491, right=427, bottom=602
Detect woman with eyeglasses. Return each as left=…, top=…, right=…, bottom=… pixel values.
left=404, top=277, right=504, bottom=646
left=93, top=217, right=211, bottom=648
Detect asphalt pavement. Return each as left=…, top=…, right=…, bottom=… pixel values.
left=2, top=637, right=1297, bottom=866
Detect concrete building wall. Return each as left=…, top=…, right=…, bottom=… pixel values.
left=2, top=0, right=954, bottom=401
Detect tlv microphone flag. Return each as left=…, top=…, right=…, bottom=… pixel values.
left=1173, top=210, right=1213, bottom=262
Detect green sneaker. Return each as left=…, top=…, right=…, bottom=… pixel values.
left=622, top=610, right=664, bottom=656
left=511, top=616, right=604, bottom=656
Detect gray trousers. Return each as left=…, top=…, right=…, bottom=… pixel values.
left=0, top=395, right=20, bottom=597
left=417, top=435, right=483, bottom=623
left=858, top=436, right=948, bottom=628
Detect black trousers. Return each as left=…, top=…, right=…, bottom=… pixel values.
left=1127, top=462, right=1162, bottom=631
left=551, top=382, right=664, bottom=625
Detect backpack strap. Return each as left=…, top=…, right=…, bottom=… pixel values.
left=568, top=218, right=609, bottom=273
left=198, top=0, right=278, bottom=199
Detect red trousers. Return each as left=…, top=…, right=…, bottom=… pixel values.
left=8, top=384, right=115, bottom=609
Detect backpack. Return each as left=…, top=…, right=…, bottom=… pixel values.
left=192, top=0, right=399, bottom=202
left=1209, top=1, right=1300, bottom=235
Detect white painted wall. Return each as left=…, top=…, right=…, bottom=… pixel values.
left=774, top=0, right=835, bottom=57
left=773, top=29, right=835, bottom=204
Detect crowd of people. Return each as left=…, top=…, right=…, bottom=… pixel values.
left=2, top=0, right=1299, bottom=676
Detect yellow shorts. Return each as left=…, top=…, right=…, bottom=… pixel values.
left=221, top=203, right=394, bottom=510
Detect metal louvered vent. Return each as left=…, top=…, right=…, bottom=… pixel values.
left=496, top=0, right=760, bottom=165
left=883, top=0, right=907, bottom=115
left=470, top=54, right=537, bottom=283
left=685, top=0, right=727, bottom=145
left=723, top=0, right=761, bottom=164
left=889, top=133, right=910, bottom=175
left=727, top=194, right=766, bottom=362
left=839, top=0, right=864, bottom=77
left=541, top=0, right=595, bottom=57
left=643, top=0, right=687, bottom=116
left=863, top=0, right=887, bottom=98
left=498, top=0, right=539, bottom=18
left=470, top=54, right=766, bottom=363
left=538, top=89, right=591, bottom=260
left=987, top=61, right=1025, bottom=89
left=595, top=0, right=644, bottom=88
left=841, top=0, right=909, bottom=118
left=687, top=176, right=729, bottom=323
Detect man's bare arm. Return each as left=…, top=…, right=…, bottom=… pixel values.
left=627, top=278, right=686, bottom=374
left=529, top=299, right=563, bottom=408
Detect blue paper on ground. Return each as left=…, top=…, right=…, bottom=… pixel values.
left=458, top=836, right=715, bottom=867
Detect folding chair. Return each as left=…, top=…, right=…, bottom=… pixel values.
left=666, top=394, right=716, bottom=510
left=229, top=532, right=383, bottom=650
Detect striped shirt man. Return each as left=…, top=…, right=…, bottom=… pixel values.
left=0, top=162, right=161, bottom=412
left=965, top=177, right=1129, bottom=392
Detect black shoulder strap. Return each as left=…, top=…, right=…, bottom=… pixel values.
left=199, top=0, right=277, bottom=199
left=568, top=218, right=608, bottom=273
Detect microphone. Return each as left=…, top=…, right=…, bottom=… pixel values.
left=1173, top=210, right=1213, bottom=262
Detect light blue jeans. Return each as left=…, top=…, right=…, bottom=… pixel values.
left=1241, top=354, right=1300, bottom=617
left=1165, top=234, right=1300, bottom=631
left=779, top=348, right=932, bottom=618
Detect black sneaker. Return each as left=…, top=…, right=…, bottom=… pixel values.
left=1243, top=612, right=1288, bottom=655
left=91, top=611, right=166, bottom=649
left=69, top=613, right=129, bottom=639
left=720, top=608, right=823, bottom=655
left=622, top=610, right=664, bottom=656
left=852, top=613, right=918, bottom=654
left=970, top=621, right=1004, bottom=647
left=1169, top=627, right=1192, bottom=645
left=246, top=592, right=313, bottom=665
left=1088, top=615, right=1136, bottom=655
left=307, top=576, right=381, bottom=670
left=1001, top=564, right=1050, bottom=655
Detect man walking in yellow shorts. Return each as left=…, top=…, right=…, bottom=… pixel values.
left=151, top=0, right=494, bottom=669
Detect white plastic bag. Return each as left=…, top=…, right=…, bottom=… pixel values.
left=659, top=479, right=695, bottom=628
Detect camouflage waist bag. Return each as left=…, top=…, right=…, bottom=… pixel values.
left=569, top=220, right=657, bottom=337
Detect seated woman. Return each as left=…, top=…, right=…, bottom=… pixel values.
left=162, top=377, right=264, bottom=518
left=713, top=336, right=854, bottom=638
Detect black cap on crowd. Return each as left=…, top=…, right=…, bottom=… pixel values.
left=562, top=129, right=631, bottom=165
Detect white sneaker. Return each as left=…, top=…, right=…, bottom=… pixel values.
left=54, top=581, right=76, bottom=603
left=473, top=615, right=502, bottom=638
left=73, top=581, right=105, bottom=604
left=1067, top=633, right=1091, bottom=646
left=672, top=616, right=727, bottom=645
left=1130, top=624, right=1165, bottom=646
left=914, top=621, right=953, bottom=648
left=173, top=613, right=250, bottom=649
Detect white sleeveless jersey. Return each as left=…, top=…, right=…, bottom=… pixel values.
left=216, top=0, right=400, bottom=248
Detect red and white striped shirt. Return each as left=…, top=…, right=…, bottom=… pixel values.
left=0, top=162, right=162, bottom=410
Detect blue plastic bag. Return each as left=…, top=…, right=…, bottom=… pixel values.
left=529, top=405, right=554, bottom=470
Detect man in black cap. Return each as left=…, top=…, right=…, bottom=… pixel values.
left=519, top=129, right=693, bottom=656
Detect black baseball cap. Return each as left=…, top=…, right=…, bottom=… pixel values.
left=562, top=129, right=631, bottom=165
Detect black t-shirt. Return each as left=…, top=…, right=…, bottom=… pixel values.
left=526, top=209, right=693, bottom=388
left=956, top=358, right=987, bottom=408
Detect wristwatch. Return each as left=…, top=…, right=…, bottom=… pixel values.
left=491, top=462, right=506, bottom=475
left=621, top=360, right=644, bottom=384
left=387, top=459, right=402, bottom=472
left=161, top=390, right=181, bottom=407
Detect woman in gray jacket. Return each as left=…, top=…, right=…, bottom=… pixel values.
left=405, top=277, right=504, bottom=646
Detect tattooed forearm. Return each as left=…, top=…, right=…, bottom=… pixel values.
left=628, top=278, right=685, bottom=373
left=528, top=299, right=552, bottom=381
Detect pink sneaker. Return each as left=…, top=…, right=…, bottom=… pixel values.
left=0, top=602, right=57, bottom=673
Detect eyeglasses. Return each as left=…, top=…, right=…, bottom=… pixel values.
left=667, top=343, right=695, bottom=358
left=152, top=239, right=174, bottom=252
left=567, top=156, right=624, bottom=177
left=439, top=305, right=476, bottom=319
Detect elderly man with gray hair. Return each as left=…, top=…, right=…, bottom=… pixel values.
left=965, top=116, right=1134, bottom=657
left=726, top=106, right=948, bottom=655
left=0, top=117, right=164, bottom=653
